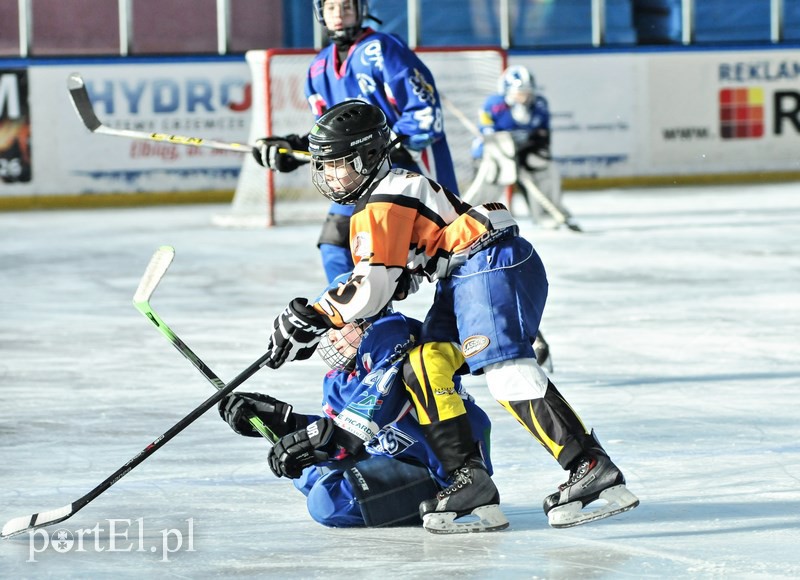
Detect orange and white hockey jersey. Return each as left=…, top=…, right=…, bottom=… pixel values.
left=313, top=167, right=518, bottom=327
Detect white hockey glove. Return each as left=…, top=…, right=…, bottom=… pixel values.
left=524, top=152, right=551, bottom=170
left=264, top=298, right=330, bottom=369
left=252, top=134, right=309, bottom=172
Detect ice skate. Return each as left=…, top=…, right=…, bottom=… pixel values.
left=543, top=452, right=639, bottom=528
left=420, top=456, right=509, bottom=534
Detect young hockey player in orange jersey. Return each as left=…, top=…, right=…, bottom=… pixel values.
left=260, top=101, right=638, bottom=533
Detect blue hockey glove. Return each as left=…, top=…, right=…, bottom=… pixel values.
left=264, top=298, right=330, bottom=369
left=405, top=132, right=434, bottom=151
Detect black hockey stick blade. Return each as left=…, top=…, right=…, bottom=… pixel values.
left=67, top=73, right=102, bottom=132
left=66, top=72, right=310, bottom=160
left=1, top=348, right=271, bottom=539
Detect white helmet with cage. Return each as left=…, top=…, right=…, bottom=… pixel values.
left=498, top=65, right=536, bottom=107
left=317, top=320, right=371, bottom=372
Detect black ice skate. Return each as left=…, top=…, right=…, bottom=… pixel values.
left=419, top=456, right=509, bottom=534
left=543, top=451, right=639, bottom=528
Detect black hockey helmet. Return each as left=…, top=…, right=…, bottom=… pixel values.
left=308, top=100, right=391, bottom=204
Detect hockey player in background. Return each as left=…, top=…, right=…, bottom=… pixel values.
left=259, top=101, right=639, bottom=532
left=251, top=0, right=459, bottom=283
left=218, top=310, right=506, bottom=531
left=468, top=65, right=580, bottom=232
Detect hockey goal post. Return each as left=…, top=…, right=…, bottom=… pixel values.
left=218, top=47, right=507, bottom=227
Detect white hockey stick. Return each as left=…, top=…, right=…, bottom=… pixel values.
left=517, top=172, right=581, bottom=232
left=67, top=73, right=309, bottom=160
left=0, top=248, right=280, bottom=539
left=133, top=246, right=278, bottom=443
left=1, top=346, right=271, bottom=539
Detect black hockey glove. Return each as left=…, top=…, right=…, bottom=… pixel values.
left=268, top=417, right=339, bottom=479
left=264, top=298, right=331, bottom=369
left=392, top=269, right=420, bottom=301
left=518, top=128, right=552, bottom=170
left=252, top=133, right=309, bottom=172
left=218, top=392, right=309, bottom=439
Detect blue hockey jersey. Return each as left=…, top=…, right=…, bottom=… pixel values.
left=305, top=28, right=459, bottom=217
left=471, top=93, right=551, bottom=159
left=303, top=312, right=492, bottom=485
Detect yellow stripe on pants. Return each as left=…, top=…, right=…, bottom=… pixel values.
left=402, top=342, right=467, bottom=425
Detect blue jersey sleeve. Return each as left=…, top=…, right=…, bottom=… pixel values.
left=378, top=35, right=445, bottom=143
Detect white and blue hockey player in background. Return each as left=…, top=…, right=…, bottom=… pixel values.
left=469, top=65, right=579, bottom=232
left=218, top=310, right=502, bottom=530
left=252, top=0, right=459, bottom=283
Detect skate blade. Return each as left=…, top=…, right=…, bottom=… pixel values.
left=548, top=484, right=639, bottom=528
left=423, top=505, right=510, bottom=534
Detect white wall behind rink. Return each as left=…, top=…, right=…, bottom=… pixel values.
left=519, top=48, right=800, bottom=183
left=2, top=47, right=799, bottom=205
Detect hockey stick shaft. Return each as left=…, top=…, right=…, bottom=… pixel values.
left=440, top=93, right=482, bottom=139
left=517, top=172, right=580, bottom=231
left=66, top=73, right=309, bottom=160
left=1, top=350, right=270, bottom=539
left=133, top=246, right=277, bottom=443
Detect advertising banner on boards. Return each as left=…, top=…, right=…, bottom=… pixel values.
left=1, top=57, right=251, bottom=198
left=0, top=69, right=32, bottom=183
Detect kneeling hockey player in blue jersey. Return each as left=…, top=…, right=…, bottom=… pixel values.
left=218, top=311, right=507, bottom=531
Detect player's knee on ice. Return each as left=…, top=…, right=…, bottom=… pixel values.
left=305, top=470, right=365, bottom=528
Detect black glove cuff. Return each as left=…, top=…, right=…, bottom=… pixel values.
left=286, top=133, right=310, bottom=151
left=289, top=297, right=334, bottom=330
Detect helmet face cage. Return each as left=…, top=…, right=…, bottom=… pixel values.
left=317, top=320, right=370, bottom=372
left=311, top=151, right=369, bottom=204
left=499, top=66, right=536, bottom=106
left=308, top=101, right=391, bottom=204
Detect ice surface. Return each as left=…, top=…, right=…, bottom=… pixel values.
left=1, top=183, right=799, bottom=578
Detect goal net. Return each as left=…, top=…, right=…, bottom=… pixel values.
left=215, top=47, right=506, bottom=227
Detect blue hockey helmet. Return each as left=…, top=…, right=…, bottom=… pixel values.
left=498, top=66, right=536, bottom=106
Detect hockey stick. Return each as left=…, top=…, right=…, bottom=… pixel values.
left=133, top=246, right=278, bottom=443
left=517, top=171, right=581, bottom=232
left=66, top=73, right=309, bottom=160
left=1, top=344, right=271, bottom=539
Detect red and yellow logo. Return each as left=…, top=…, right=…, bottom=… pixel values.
left=719, top=88, right=764, bottom=139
